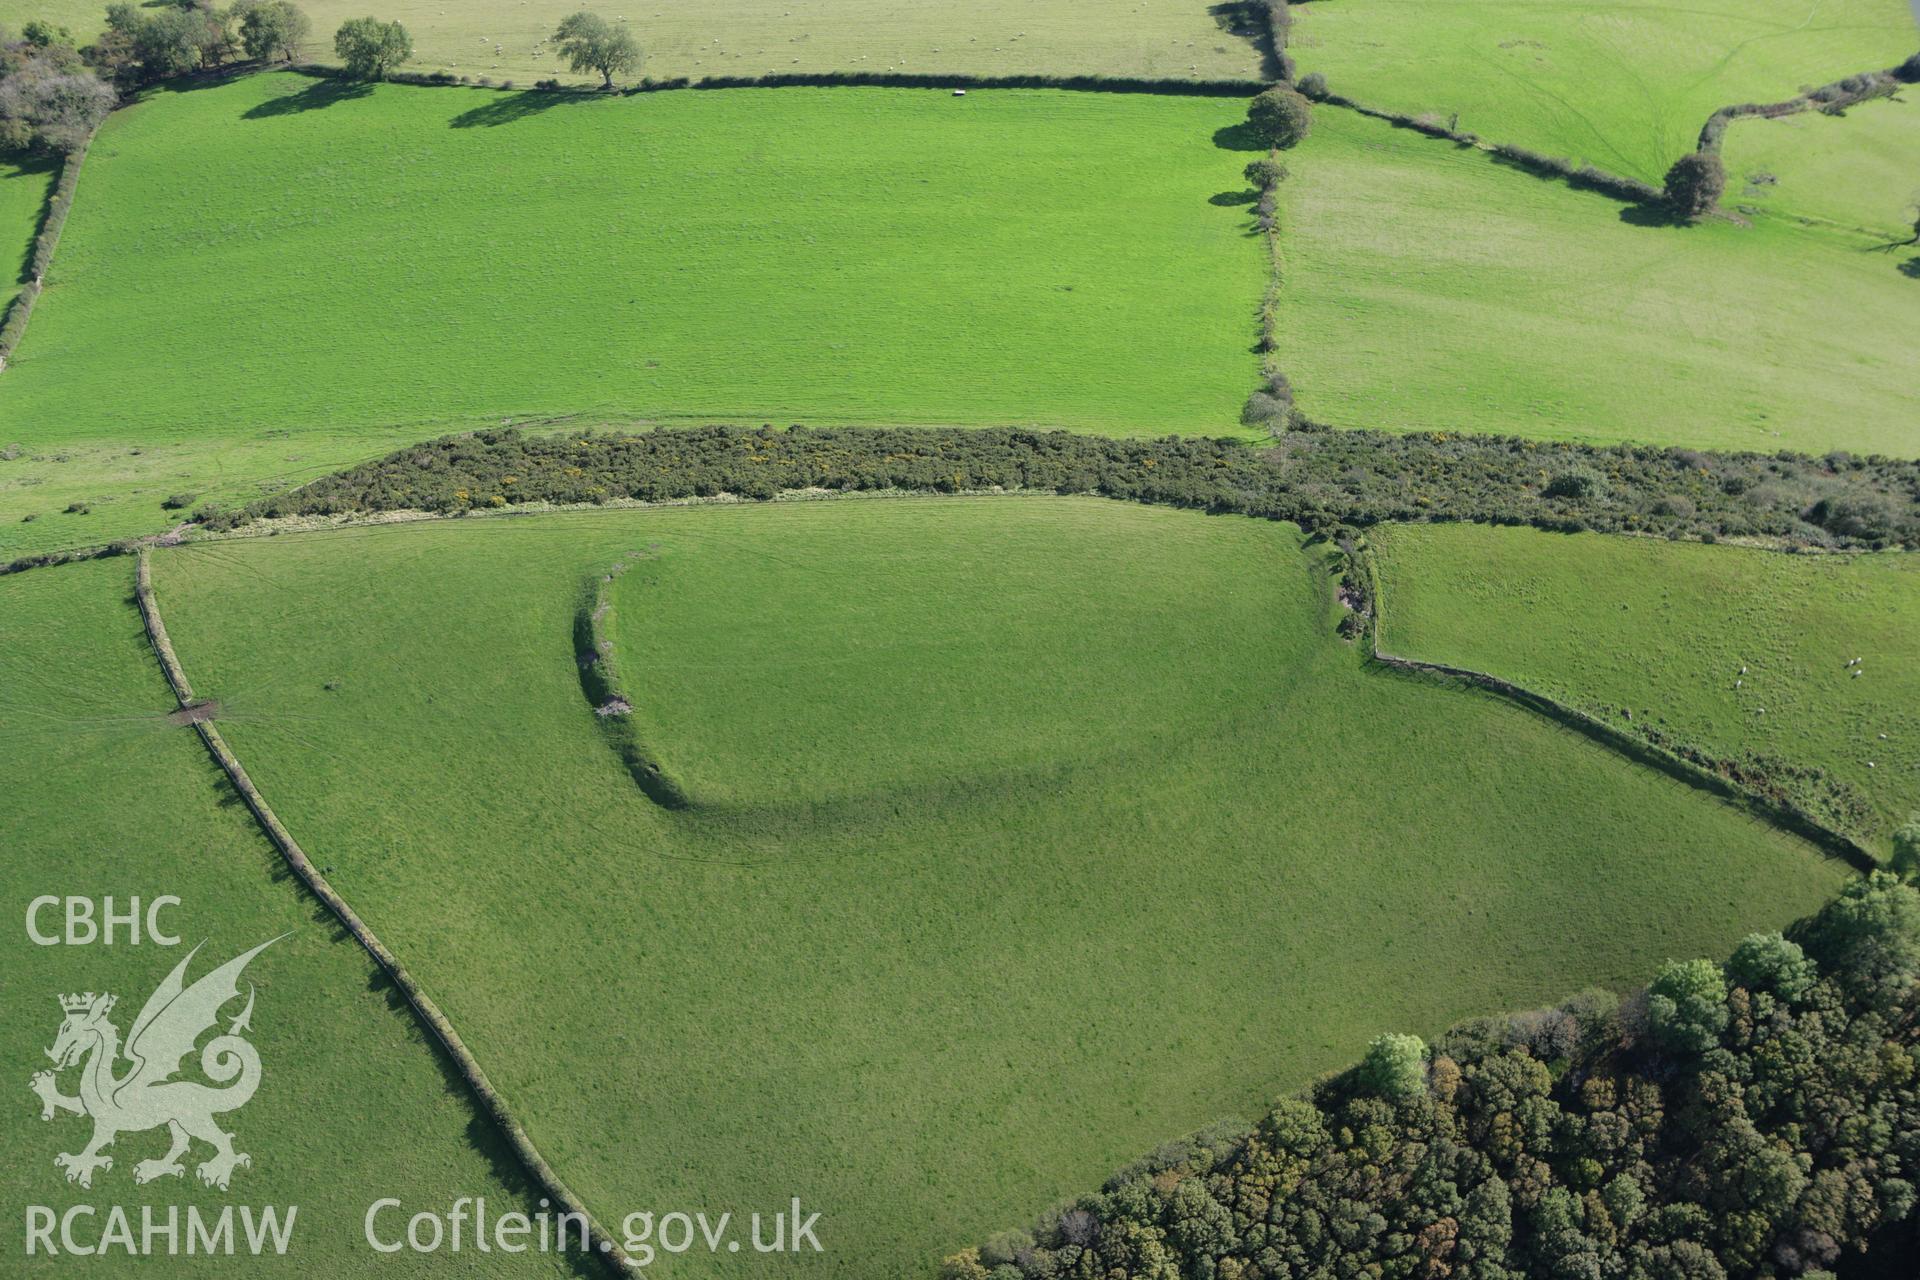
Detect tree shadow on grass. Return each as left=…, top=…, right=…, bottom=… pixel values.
left=1210, top=189, right=1257, bottom=206
left=1899, top=256, right=1920, bottom=279
left=450, top=89, right=588, bottom=129
left=1210, top=1, right=1284, bottom=81
left=242, top=77, right=373, bottom=119
left=1618, top=201, right=1687, bottom=228
left=1212, top=120, right=1267, bottom=151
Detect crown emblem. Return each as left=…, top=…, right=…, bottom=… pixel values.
left=59, top=992, right=112, bottom=1015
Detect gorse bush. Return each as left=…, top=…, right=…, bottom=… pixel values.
left=1544, top=466, right=1605, bottom=500
left=944, top=873, right=1920, bottom=1280
left=1241, top=391, right=1290, bottom=428
left=218, top=425, right=1920, bottom=551
left=1805, top=494, right=1895, bottom=541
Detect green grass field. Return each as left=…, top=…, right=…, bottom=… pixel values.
left=1720, top=91, right=1920, bottom=240
left=0, top=73, right=1263, bottom=560
left=1290, top=0, right=1918, bottom=185
left=0, top=557, right=583, bottom=1277
left=4, top=0, right=1268, bottom=84
left=0, top=424, right=456, bottom=563
left=1274, top=107, right=1920, bottom=455
left=147, top=497, right=1845, bottom=1276
left=1373, top=522, right=1920, bottom=850
left=1, top=151, right=56, bottom=315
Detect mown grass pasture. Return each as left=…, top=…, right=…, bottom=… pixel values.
left=149, top=497, right=1846, bottom=1276
left=1373, top=522, right=1920, bottom=851
left=1720, top=91, right=1920, bottom=240
left=0, top=73, right=1262, bottom=559
left=1290, top=0, right=1918, bottom=185
left=1274, top=108, right=1920, bottom=455
left=0, top=558, right=582, bottom=1277
left=10, top=0, right=1269, bottom=85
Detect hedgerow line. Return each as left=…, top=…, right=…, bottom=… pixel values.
left=1696, top=53, right=1920, bottom=154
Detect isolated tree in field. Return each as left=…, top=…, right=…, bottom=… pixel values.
left=1663, top=150, right=1725, bottom=222
left=237, top=1, right=311, bottom=64
left=1247, top=85, right=1312, bottom=149
left=551, top=12, right=640, bottom=89
left=333, top=16, right=411, bottom=81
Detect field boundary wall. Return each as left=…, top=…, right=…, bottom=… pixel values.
left=133, top=548, right=634, bottom=1277
left=1357, top=546, right=1880, bottom=872
left=0, top=137, right=92, bottom=371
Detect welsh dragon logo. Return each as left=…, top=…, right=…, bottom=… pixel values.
left=29, top=936, right=283, bottom=1191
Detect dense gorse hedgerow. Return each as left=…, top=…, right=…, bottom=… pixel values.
left=216, top=425, right=1920, bottom=550
left=945, top=873, right=1920, bottom=1280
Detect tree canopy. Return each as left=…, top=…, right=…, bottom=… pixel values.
left=945, top=873, right=1920, bottom=1280
left=550, top=11, right=641, bottom=89
left=90, top=2, right=233, bottom=87
left=1664, top=150, right=1726, bottom=222
left=236, top=0, right=310, bottom=65
left=0, top=28, right=114, bottom=152
left=1247, top=85, right=1312, bottom=149
left=333, top=16, right=410, bottom=81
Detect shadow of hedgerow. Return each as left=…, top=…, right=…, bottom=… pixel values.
left=242, top=77, right=373, bottom=119
left=449, top=89, right=596, bottom=129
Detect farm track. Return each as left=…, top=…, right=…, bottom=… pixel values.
left=132, top=548, right=631, bottom=1278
